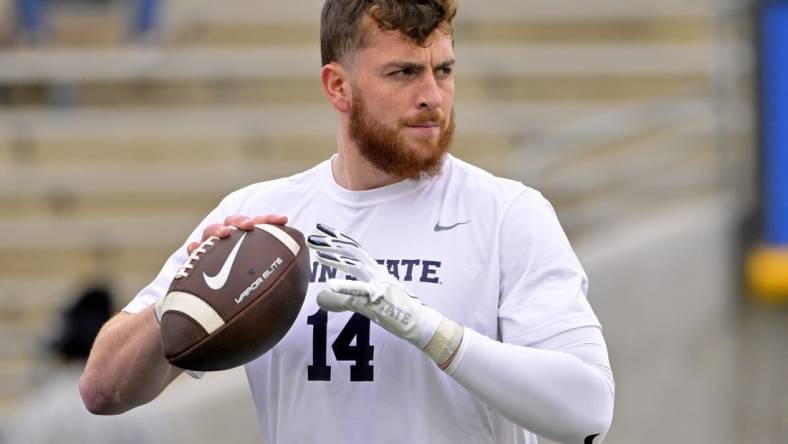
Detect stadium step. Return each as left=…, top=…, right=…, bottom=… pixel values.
left=0, top=43, right=722, bottom=84
left=2, top=74, right=709, bottom=107
left=36, top=0, right=713, bottom=48
left=162, top=17, right=711, bottom=47
left=0, top=41, right=722, bottom=109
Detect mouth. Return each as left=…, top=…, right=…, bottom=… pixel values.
left=405, top=122, right=442, bottom=130
left=405, top=124, right=441, bottom=136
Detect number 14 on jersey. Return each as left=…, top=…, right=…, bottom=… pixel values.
left=306, top=309, right=375, bottom=382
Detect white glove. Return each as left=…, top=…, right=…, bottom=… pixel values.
left=307, top=224, right=464, bottom=368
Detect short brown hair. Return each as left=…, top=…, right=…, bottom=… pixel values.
left=320, top=0, right=458, bottom=66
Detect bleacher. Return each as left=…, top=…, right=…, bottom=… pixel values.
left=0, top=0, right=749, bottom=423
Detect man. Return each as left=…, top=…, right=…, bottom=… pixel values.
left=80, top=1, right=615, bottom=443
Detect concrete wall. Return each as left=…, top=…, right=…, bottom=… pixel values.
left=571, top=195, right=741, bottom=444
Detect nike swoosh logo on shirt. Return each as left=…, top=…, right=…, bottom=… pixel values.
left=204, top=232, right=247, bottom=290
left=433, top=221, right=470, bottom=232
left=585, top=434, right=600, bottom=444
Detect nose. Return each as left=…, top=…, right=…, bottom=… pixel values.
left=417, top=74, right=443, bottom=110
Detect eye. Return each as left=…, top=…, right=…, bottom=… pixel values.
left=390, top=68, right=415, bottom=78
left=437, top=66, right=453, bottom=78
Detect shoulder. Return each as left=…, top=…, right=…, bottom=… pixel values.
left=444, top=155, right=545, bottom=216
left=218, top=161, right=325, bottom=212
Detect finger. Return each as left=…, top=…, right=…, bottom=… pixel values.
left=309, top=227, right=384, bottom=276
left=337, top=231, right=361, bottom=247
left=329, top=278, right=389, bottom=304
left=307, top=235, right=362, bottom=256
left=315, top=223, right=338, bottom=238
left=201, top=223, right=235, bottom=243
left=314, top=251, right=361, bottom=276
left=186, top=241, right=200, bottom=255
left=187, top=235, right=220, bottom=255
left=251, top=214, right=288, bottom=226
left=315, top=223, right=360, bottom=247
left=306, top=235, right=338, bottom=254
left=327, top=279, right=373, bottom=298
left=316, top=289, right=355, bottom=312
left=224, top=214, right=254, bottom=230
left=314, top=251, right=379, bottom=282
left=307, top=234, right=331, bottom=248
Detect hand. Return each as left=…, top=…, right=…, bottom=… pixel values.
left=307, top=224, right=464, bottom=368
left=155, top=214, right=288, bottom=323
left=186, top=214, right=288, bottom=254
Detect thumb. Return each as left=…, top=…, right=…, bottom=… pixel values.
left=328, top=279, right=374, bottom=298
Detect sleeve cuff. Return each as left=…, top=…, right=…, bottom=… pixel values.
left=443, top=326, right=475, bottom=376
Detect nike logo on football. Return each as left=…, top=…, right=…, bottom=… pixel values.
left=204, top=232, right=247, bottom=290
left=434, top=221, right=470, bottom=232
left=585, top=434, right=600, bottom=444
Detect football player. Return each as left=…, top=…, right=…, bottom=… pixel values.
left=80, top=1, right=615, bottom=443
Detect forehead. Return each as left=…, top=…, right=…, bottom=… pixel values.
left=357, top=23, right=454, bottom=66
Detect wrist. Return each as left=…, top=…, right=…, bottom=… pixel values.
left=437, top=335, right=463, bottom=370
left=413, top=304, right=443, bottom=348
left=422, top=316, right=464, bottom=368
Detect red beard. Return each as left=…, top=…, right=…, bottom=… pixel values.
left=348, top=93, right=455, bottom=180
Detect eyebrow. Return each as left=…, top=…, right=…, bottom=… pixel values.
left=382, top=59, right=456, bottom=72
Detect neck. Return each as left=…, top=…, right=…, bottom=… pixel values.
left=332, top=130, right=401, bottom=191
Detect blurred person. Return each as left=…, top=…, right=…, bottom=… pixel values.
left=14, top=0, right=47, bottom=43
left=13, top=0, right=155, bottom=44
left=80, top=1, right=615, bottom=443
left=49, top=283, right=113, bottom=363
left=3, top=283, right=183, bottom=444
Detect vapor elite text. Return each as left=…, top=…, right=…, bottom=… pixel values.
left=237, top=257, right=284, bottom=304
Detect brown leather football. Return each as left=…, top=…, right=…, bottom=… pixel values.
left=158, top=224, right=310, bottom=371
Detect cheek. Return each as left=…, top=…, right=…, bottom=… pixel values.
left=371, top=94, right=408, bottom=125
left=442, top=84, right=455, bottom=109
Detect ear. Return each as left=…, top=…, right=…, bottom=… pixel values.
left=321, top=62, right=351, bottom=114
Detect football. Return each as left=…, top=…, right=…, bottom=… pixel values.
left=158, top=224, right=310, bottom=371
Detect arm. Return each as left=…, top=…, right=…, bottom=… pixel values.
left=442, top=189, right=614, bottom=442
left=80, top=213, right=288, bottom=415
left=308, top=219, right=614, bottom=444
left=446, top=326, right=614, bottom=444
left=79, top=305, right=182, bottom=415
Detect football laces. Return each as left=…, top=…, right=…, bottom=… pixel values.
left=174, top=236, right=219, bottom=279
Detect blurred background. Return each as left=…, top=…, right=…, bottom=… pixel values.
left=0, top=0, right=786, bottom=442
